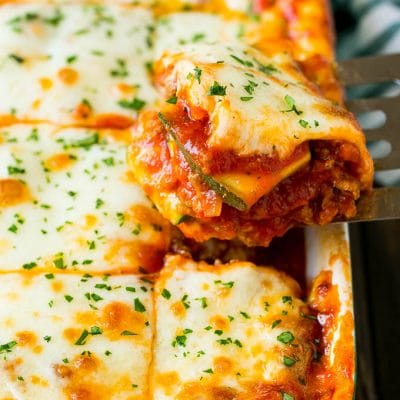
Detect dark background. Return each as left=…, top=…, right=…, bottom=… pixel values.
left=333, top=7, right=400, bottom=399
left=350, top=222, right=400, bottom=399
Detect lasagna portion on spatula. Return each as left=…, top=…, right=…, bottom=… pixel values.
left=128, top=43, right=373, bottom=246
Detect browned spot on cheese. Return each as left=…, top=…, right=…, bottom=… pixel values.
left=83, top=214, right=98, bottom=229
left=54, top=363, right=73, bottom=378
left=44, top=153, right=75, bottom=172
left=176, top=382, right=238, bottom=400
left=213, top=356, right=234, bottom=374
left=31, top=375, right=48, bottom=386
left=126, top=204, right=168, bottom=229
left=72, top=102, right=92, bottom=120
left=39, top=77, right=53, bottom=91
left=75, top=311, right=97, bottom=326
left=0, top=179, right=31, bottom=207
left=105, top=129, right=131, bottom=145
left=66, top=383, right=105, bottom=400
left=32, top=99, right=41, bottom=110
left=33, top=345, right=43, bottom=354
left=104, top=239, right=166, bottom=273
left=51, top=280, right=63, bottom=293
left=58, top=67, right=79, bottom=85
left=170, top=301, right=186, bottom=318
left=63, top=327, right=84, bottom=345
left=16, top=331, right=37, bottom=347
left=210, top=315, right=229, bottom=331
left=116, top=83, right=136, bottom=95
left=156, top=371, right=180, bottom=395
left=100, top=301, right=144, bottom=340
left=120, top=170, right=137, bottom=184
left=73, top=354, right=99, bottom=372
left=93, top=114, right=133, bottom=130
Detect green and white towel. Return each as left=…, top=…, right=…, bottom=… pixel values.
left=334, top=0, right=400, bottom=185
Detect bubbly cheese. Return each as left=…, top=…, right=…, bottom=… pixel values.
left=155, top=42, right=373, bottom=187
left=0, top=272, right=153, bottom=400
left=152, top=255, right=316, bottom=400
left=0, top=3, right=156, bottom=127
left=0, top=124, right=170, bottom=273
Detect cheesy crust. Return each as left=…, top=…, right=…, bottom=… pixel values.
left=0, top=272, right=153, bottom=400
left=0, top=124, right=170, bottom=273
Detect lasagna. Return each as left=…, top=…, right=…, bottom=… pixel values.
left=128, top=42, right=373, bottom=246
left=0, top=124, right=170, bottom=273
left=0, top=1, right=358, bottom=399
left=0, top=256, right=345, bottom=399
left=0, top=272, right=153, bottom=399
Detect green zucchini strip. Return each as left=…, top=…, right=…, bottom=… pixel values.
left=158, top=113, right=248, bottom=212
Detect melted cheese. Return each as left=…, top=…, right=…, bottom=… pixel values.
left=0, top=3, right=156, bottom=127
left=0, top=124, right=170, bottom=273
left=154, top=42, right=373, bottom=188
left=0, top=272, right=153, bottom=400
left=155, top=12, right=244, bottom=59
left=152, top=255, right=316, bottom=399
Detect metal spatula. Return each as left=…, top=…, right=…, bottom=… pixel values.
left=336, top=53, right=400, bottom=222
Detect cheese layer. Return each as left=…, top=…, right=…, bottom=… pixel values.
left=0, top=124, right=170, bottom=273
left=0, top=272, right=153, bottom=400
left=0, top=3, right=156, bottom=127
left=152, top=255, right=317, bottom=400
left=154, top=42, right=373, bottom=188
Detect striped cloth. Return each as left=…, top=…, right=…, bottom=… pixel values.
left=333, top=0, right=400, bottom=185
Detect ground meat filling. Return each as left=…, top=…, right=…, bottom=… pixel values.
left=194, top=140, right=362, bottom=246
left=137, top=103, right=363, bottom=246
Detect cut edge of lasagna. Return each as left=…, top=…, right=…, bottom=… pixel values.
left=128, top=42, right=374, bottom=246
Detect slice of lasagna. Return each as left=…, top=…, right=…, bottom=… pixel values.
left=0, top=124, right=170, bottom=273
left=0, top=272, right=153, bottom=399
left=128, top=43, right=373, bottom=246
left=152, top=255, right=319, bottom=399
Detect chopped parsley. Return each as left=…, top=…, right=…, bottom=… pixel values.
left=7, top=166, right=25, bottom=175
left=74, top=329, right=89, bottom=345
left=230, top=54, right=253, bottom=67
left=277, top=331, right=295, bottom=345
left=195, top=297, right=208, bottom=308
left=90, top=326, right=102, bottom=335
left=283, top=356, right=296, bottom=367
left=271, top=319, right=282, bottom=329
left=299, top=119, right=310, bottom=128
left=161, top=288, right=171, bottom=299
left=71, top=133, right=99, bottom=149
left=121, top=330, right=137, bottom=336
left=208, top=81, right=227, bottom=96
left=8, top=54, right=25, bottom=64
left=166, top=96, right=177, bottom=104
left=240, top=311, right=250, bottom=319
left=214, top=280, right=234, bottom=288
left=117, top=97, right=146, bottom=111
left=283, top=95, right=302, bottom=115
left=64, top=295, right=73, bottom=303
left=22, top=262, right=38, bottom=271
left=110, top=58, right=129, bottom=78
left=0, top=340, right=17, bottom=354
left=134, top=298, right=146, bottom=313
